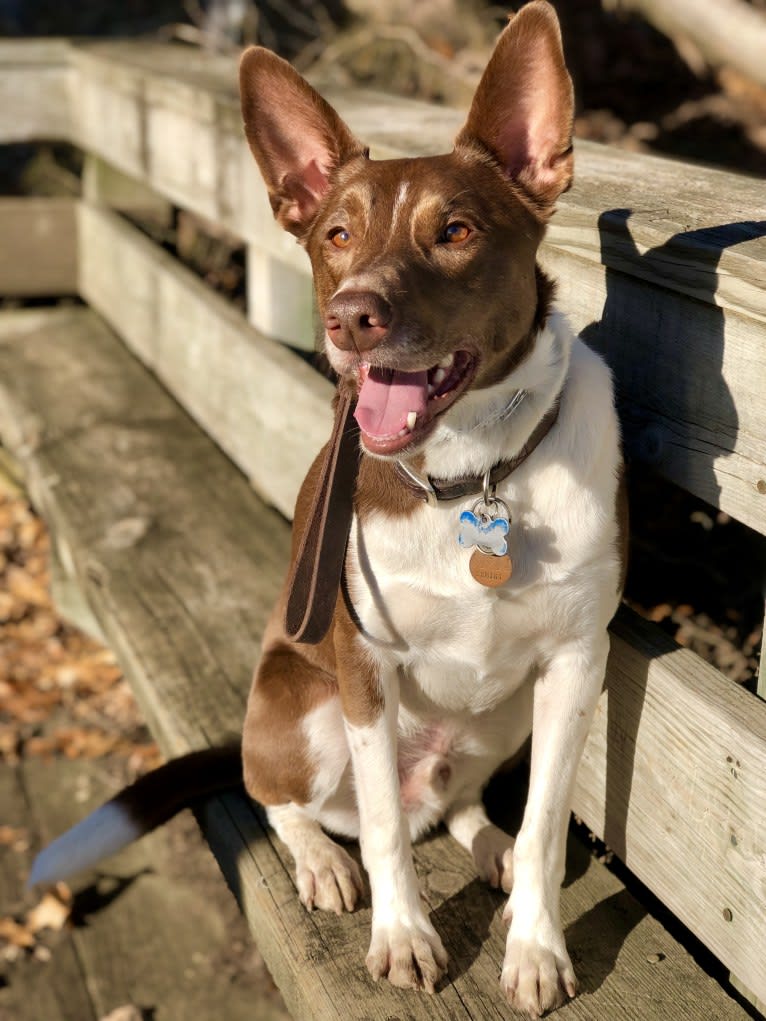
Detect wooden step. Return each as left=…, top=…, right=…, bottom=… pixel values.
left=0, top=307, right=750, bottom=1020
left=0, top=759, right=290, bottom=1021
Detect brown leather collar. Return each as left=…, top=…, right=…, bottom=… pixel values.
left=394, top=397, right=561, bottom=503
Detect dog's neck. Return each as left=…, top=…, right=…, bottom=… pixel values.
left=401, top=308, right=571, bottom=483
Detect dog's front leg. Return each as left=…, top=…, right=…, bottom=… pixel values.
left=337, top=640, right=447, bottom=992
left=502, top=633, right=610, bottom=1017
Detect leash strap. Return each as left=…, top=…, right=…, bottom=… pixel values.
left=284, top=392, right=361, bottom=644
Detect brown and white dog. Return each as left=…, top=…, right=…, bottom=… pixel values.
left=31, top=3, right=624, bottom=1015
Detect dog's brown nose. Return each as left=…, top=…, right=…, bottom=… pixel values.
left=325, top=291, right=392, bottom=352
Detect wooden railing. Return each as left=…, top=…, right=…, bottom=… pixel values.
left=1, top=37, right=765, bottom=1011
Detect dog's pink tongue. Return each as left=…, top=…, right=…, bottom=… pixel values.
left=354, top=367, right=428, bottom=439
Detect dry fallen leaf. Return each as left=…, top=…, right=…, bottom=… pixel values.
left=0, top=824, right=29, bottom=851
left=26, top=882, right=72, bottom=935
left=98, top=1006, right=145, bottom=1021
left=0, top=916, right=35, bottom=949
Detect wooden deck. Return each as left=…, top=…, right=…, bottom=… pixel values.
left=0, top=306, right=752, bottom=1021
left=0, top=757, right=289, bottom=1021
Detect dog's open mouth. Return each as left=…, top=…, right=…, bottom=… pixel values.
left=354, top=350, right=476, bottom=455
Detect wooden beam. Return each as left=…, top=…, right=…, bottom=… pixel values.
left=76, top=201, right=332, bottom=520
left=64, top=42, right=766, bottom=313
left=0, top=39, right=72, bottom=142
left=76, top=195, right=766, bottom=536
left=82, top=153, right=172, bottom=226
left=539, top=246, right=766, bottom=536
left=573, top=607, right=766, bottom=1005
left=0, top=198, right=78, bottom=297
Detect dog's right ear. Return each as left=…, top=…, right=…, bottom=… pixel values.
left=240, top=48, right=365, bottom=238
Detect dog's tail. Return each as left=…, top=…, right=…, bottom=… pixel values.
left=28, top=745, right=242, bottom=888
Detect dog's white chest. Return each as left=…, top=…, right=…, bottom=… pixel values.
left=348, top=495, right=551, bottom=713
left=346, top=336, right=623, bottom=716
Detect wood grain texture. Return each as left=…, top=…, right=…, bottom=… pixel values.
left=76, top=201, right=332, bottom=519
left=0, top=198, right=78, bottom=297
left=0, top=767, right=97, bottom=1021
left=0, top=307, right=749, bottom=1021
left=0, top=758, right=290, bottom=1021
left=539, top=246, right=766, bottom=534
left=0, top=39, right=72, bottom=143
left=61, top=41, right=766, bottom=311
left=574, top=607, right=766, bottom=1006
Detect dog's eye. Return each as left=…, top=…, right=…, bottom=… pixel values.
left=441, top=222, right=471, bottom=244
left=329, top=228, right=351, bottom=249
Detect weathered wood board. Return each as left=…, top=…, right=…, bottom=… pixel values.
left=0, top=758, right=290, bottom=1021
left=574, top=608, right=766, bottom=1006
left=62, top=40, right=766, bottom=318
left=539, top=246, right=766, bottom=535
left=0, top=39, right=72, bottom=142
left=75, top=201, right=766, bottom=540
left=59, top=39, right=766, bottom=530
left=2, top=38, right=765, bottom=526
left=0, top=198, right=78, bottom=297
left=0, top=307, right=751, bottom=1021
left=77, top=200, right=332, bottom=521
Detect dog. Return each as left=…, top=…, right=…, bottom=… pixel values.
left=31, top=3, right=624, bottom=1015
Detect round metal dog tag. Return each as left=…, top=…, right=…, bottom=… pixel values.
left=469, top=550, right=512, bottom=587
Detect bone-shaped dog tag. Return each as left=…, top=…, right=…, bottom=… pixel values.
left=458, top=498, right=512, bottom=587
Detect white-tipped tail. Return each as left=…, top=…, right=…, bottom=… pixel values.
left=28, top=802, right=143, bottom=888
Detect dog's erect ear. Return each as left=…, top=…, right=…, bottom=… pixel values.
left=240, top=47, right=365, bottom=237
left=455, top=1, right=573, bottom=210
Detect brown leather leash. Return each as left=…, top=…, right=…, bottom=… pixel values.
left=284, top=393, right=560, bottom=645
left=284, top=391, right=361, bottom=645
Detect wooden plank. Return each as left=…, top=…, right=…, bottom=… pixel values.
left=539, top=246, right=766, bottom=534
left=0, top=198, right=78, bottom=297
left=573, top=606, right=766, bottom=1006
left=64, top=42, right=766, bottom=318
left=546, top=146, right=766, bottom=327
left=76, top=195, right=766, bottom=537
left=76, top=201, right=332, bottom=519
left=0, top=307, right=750, bottom=1021
left=0, top=39, right=72, bottom=142
left=82, top=153, right=172, bottom=225
left=0, top=766, right=98, bottom=1021
left=65, top=43, right=766, bottom=512
left=0, top=757, right=290, bottom=1021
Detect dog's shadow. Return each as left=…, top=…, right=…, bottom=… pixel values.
left=423, top=765, right=645, bottom=994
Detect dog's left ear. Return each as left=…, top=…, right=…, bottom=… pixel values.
left=455, top=0, right=574, bottom=211
left=240, top=47, right=365, bottom=237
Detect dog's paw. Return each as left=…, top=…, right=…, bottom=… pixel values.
left=366, top=917, right=448, bottom=993
left=471, top=823, right=514, bottom=893
left=501, top=932, right=576, bottom=1018
left=296, top=841, right=364, bottom=915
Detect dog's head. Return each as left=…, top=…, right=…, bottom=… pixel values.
left=240, top=1, right=572, bottom=457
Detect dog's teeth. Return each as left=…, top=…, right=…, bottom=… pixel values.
left=439, top=354, right=454, bottom=369
left=406, top=411, right=417, bottom=430
left=433, top=367, right=447, bottom=386
left=428, top=384, right=435, bottom=396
